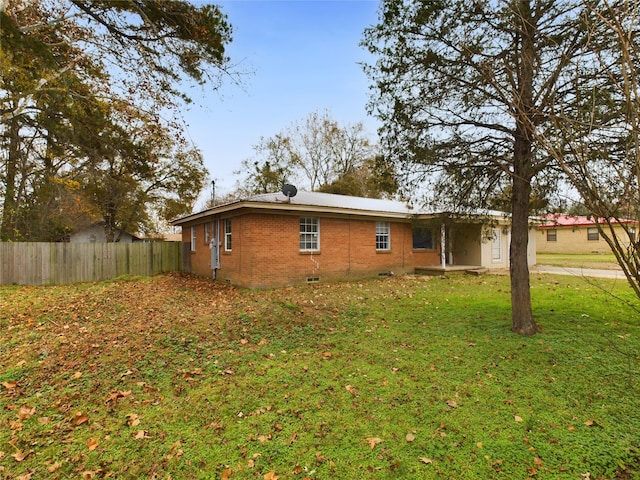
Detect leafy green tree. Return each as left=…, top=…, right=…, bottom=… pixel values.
left=235, top=135, right=295, bottom=196
left=76, top=101, right=207, bottom=242
left=317, top=155, right=398, bottom=198
left=1, top=0, right=233, bottom=240
left=362, top=0, right=626, bottom=335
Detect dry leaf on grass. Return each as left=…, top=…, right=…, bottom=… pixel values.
left=72, top=412, right=89, bottom=426
left=366, top=437, right=383, bottom=449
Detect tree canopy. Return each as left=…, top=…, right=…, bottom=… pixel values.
left=235, top=110, right=397, bottom=199
left=362, top=0, right=633, bottom=334
left=1, top=0, right=233, bottom=240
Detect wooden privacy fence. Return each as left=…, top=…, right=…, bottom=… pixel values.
left=0, top=242, right=182, bottom=285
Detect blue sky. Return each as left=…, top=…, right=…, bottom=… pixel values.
left=182, top=0, right=381, bottom=204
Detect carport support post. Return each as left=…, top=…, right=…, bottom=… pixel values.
left=440, top=223, right=446, bottom=269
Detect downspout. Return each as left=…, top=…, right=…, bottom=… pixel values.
left=215, top=217, right=220, bottom=279
left=440, top=223, right=446, bottom=269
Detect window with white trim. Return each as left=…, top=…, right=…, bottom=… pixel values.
left=546, top=229, right=557, bottom=242
left=224, top=219, right=232, bottom=251
left=630, top=226, right=637, bottom=242
left=300, top=217, right=319, bottom=251
left=492, top=228, right=502, bottom=261
left=204, top=222, right=210, bottom=243
left=587, top=227, right=599, bottom=241
left=190, top=226, right=196, bottom=252
left=376, top=221, right=390, bottom=250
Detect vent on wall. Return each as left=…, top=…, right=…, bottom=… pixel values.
left=306, top=277, right=320, bottom=283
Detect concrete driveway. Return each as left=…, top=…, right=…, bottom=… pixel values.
left=531, top=265, right=627, bottom=280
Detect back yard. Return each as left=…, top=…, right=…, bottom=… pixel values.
left=0, top=272, right=639, bottom=479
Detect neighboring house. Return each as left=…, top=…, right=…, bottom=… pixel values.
left=70, top=223, right=142, bottom=243
left=171, top=191, right=537, bottom=288
left=537, top=214, right=638, bottom=254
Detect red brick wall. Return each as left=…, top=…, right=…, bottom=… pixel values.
left=183, top=212, right=440, bottom=288
left=181, top=223, right=214, bottom=278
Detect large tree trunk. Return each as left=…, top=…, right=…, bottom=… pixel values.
left=510, top=168, right=538, bottom=335
left=1, top=117, right=20, bottom=240
left=510, top=0, right=539, bottom=336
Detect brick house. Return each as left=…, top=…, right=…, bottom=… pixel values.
left=171, top=191, right=537, bottom=288
left=537, top=214, right=638, bottom=254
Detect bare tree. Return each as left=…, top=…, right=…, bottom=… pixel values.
left=236, top=110, right=382, bottom=196
left=536, top=0, right=640, bottom=298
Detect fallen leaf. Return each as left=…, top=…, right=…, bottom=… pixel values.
left=72, top=412, right=89, bottom=426
left=514, top=415, right=523, bottom=423
left=315, top=451, right=328, bottom=463
left=18, top=406, right=35, bottom=420
left=12, top=450, right=32, bottom=462
left=476, top=442, right=483, bottom=449
left=10, top=420, right=23, bottom=431
left=345, top=385, right=358, bottom=396
left=47, top=461, right=62, bottom=472
left=2, top=381, right=17, bottom=390
left=405, top=433, right=415, bottom=442
left=221, top=468, right=232, bottom=479
left=87, top=438, right=99, bottom=451
left=38, top=417, right=50, bottom=424
left=322, top=352, right=332, bottom=358
left=73, top=371, right=83, bottom=379
left=104, top=390, right=132, bottom=404
left=292, top=465, right=303, bottom=474
left=257, top=434, right=271, bottom=444
left=134, top=430, right=148, bottom=439
left=264, top=472, right=279, bottom=480
left=446, top=400, right=458, bottom=408
left=366, top=437, right=383, bottom=449
left=126, top=413, right=141, bottom=427
left=419, top=457, right=433, bottom=464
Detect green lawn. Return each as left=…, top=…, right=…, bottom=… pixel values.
left=1, top=273, right=639, bottom=479
left=537, top=253, right=622, bottom=270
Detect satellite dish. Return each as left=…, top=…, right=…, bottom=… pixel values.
left=281, top=184, right=298, bottom=200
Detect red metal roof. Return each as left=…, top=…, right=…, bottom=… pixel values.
left=539, top=214, right=638, bottom=228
